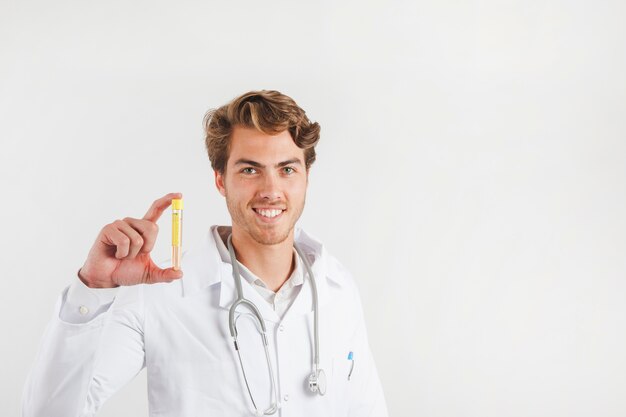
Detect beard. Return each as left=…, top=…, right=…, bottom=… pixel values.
left=225, top=192, right=305, bottom=246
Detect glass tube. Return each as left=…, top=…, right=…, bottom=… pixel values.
left=171, top=198, right=183, bottom=270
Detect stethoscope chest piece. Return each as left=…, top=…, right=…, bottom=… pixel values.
left=309, top=368, right=327, bottom=396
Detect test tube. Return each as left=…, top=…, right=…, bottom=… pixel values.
left=171, top=198, right=183, bottom=270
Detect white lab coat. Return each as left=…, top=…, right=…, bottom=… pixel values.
left=22, top=226, right=388, bottom=417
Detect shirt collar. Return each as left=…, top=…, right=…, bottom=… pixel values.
left=179, top=225, right=344, bottom=302
left=211, top=226, right=304, bottom=291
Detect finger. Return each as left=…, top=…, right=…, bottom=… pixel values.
left=113, top=219, right=144, bottom=260
left=123, top=217, right=158, bottom=254
left=146, top=264, right=183, bottom=284
left=103, top=225, right=132, bottom=259
left=143, top=192, right=183, bottom=223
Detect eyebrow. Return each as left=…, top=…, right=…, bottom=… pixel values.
left=234, top=158, right=303, bottom=168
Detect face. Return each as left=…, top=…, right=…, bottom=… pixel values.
left=215, top=126, right=309, bottom=246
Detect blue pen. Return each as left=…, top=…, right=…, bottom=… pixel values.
left=348, top=351, right=354, bottom=380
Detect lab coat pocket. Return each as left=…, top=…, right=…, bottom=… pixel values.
left=331, top=355, right=354, bottom=393
left=330, top=355, right=354, bottom=416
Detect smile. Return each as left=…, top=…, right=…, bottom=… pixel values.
left=253, top=208, right=285, bottom=222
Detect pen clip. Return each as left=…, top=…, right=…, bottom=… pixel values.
left=347, top=351, right=354, bottom=381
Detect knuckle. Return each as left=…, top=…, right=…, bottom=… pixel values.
left=133, top=237, right=144, bottom=246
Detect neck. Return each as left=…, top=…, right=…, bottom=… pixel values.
left=229, top=227, right=295, bottom=292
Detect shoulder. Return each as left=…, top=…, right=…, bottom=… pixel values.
left=322, top=248, right=365, bottom=313
left=325, top=251, right=356, bottom=287
left=296, top=227, right=361, bottom=294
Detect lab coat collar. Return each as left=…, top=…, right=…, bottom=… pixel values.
left=179, top=225, right=344, bottom=322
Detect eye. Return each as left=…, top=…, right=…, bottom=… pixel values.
left=283, top=166, right=295, bottom=175
left=241, top=167, right=257, bottom=174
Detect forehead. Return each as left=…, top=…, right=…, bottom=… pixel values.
left=228, top=125, right=304, bottom=163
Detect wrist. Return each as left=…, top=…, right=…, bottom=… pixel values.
left=77, top=267, right=119, bottom=289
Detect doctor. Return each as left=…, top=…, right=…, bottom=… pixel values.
left=22, top=90, right=388, bottom=417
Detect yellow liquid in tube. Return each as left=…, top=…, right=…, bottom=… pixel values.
left=171, top=199, right=183, bottom=270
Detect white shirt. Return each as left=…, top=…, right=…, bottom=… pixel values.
left=23, top=225, right=388, bottom=417
left=212, top=225, right=304, bottom=320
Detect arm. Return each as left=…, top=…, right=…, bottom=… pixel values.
left=22, top=192, right=182, bottom=416
left=21, top=279, right=145, bottom=417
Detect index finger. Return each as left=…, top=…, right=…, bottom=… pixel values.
left=142, top=192, right=183, bottom=222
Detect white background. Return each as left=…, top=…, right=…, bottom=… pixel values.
left=2, top=0, right=626, bottom=416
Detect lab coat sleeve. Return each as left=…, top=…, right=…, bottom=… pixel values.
left=21, top=282, right=146, bottom=417
left=346, top=274, right=389, bottom=417
left=59, top=274, right=120, bottom=324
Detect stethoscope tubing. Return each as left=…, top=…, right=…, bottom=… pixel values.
left=226, top=233, right=323, bottom=415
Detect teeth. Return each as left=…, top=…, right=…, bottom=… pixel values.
left=256, top=209, right=283, bottom=218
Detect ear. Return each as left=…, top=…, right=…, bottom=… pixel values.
left=214, top=170, right=226, bottom=197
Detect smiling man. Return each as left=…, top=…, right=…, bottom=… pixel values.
left=214, top=124, right=309, bottom=292
left=22, top=90, right=388, bottom=417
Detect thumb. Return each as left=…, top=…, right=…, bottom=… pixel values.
left=148, top=265, right=183, bottom=284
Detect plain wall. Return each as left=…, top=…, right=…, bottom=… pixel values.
left=1, top=0, right=625, bottom=416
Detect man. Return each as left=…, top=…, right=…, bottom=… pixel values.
left=22, top=90, right=388, bottom=416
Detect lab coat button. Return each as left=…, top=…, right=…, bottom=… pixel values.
left=78, top=306, right=89, bottom=315
left=279, top=324, right=285, bottom=332
left=283, top=394, right=289, bottom=402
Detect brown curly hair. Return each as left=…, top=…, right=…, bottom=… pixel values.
left=203, top=90, right=321, bottom=174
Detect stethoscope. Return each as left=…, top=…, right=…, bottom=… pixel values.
left=226, top=234, right=326, bottom=416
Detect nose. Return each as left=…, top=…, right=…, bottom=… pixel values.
left=258, top=171, right=282, bottom=201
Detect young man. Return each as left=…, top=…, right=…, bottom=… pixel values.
left=22, top=90, right=388, bottom=416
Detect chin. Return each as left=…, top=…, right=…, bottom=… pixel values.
left=250, top=227, right=291, bottom=246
